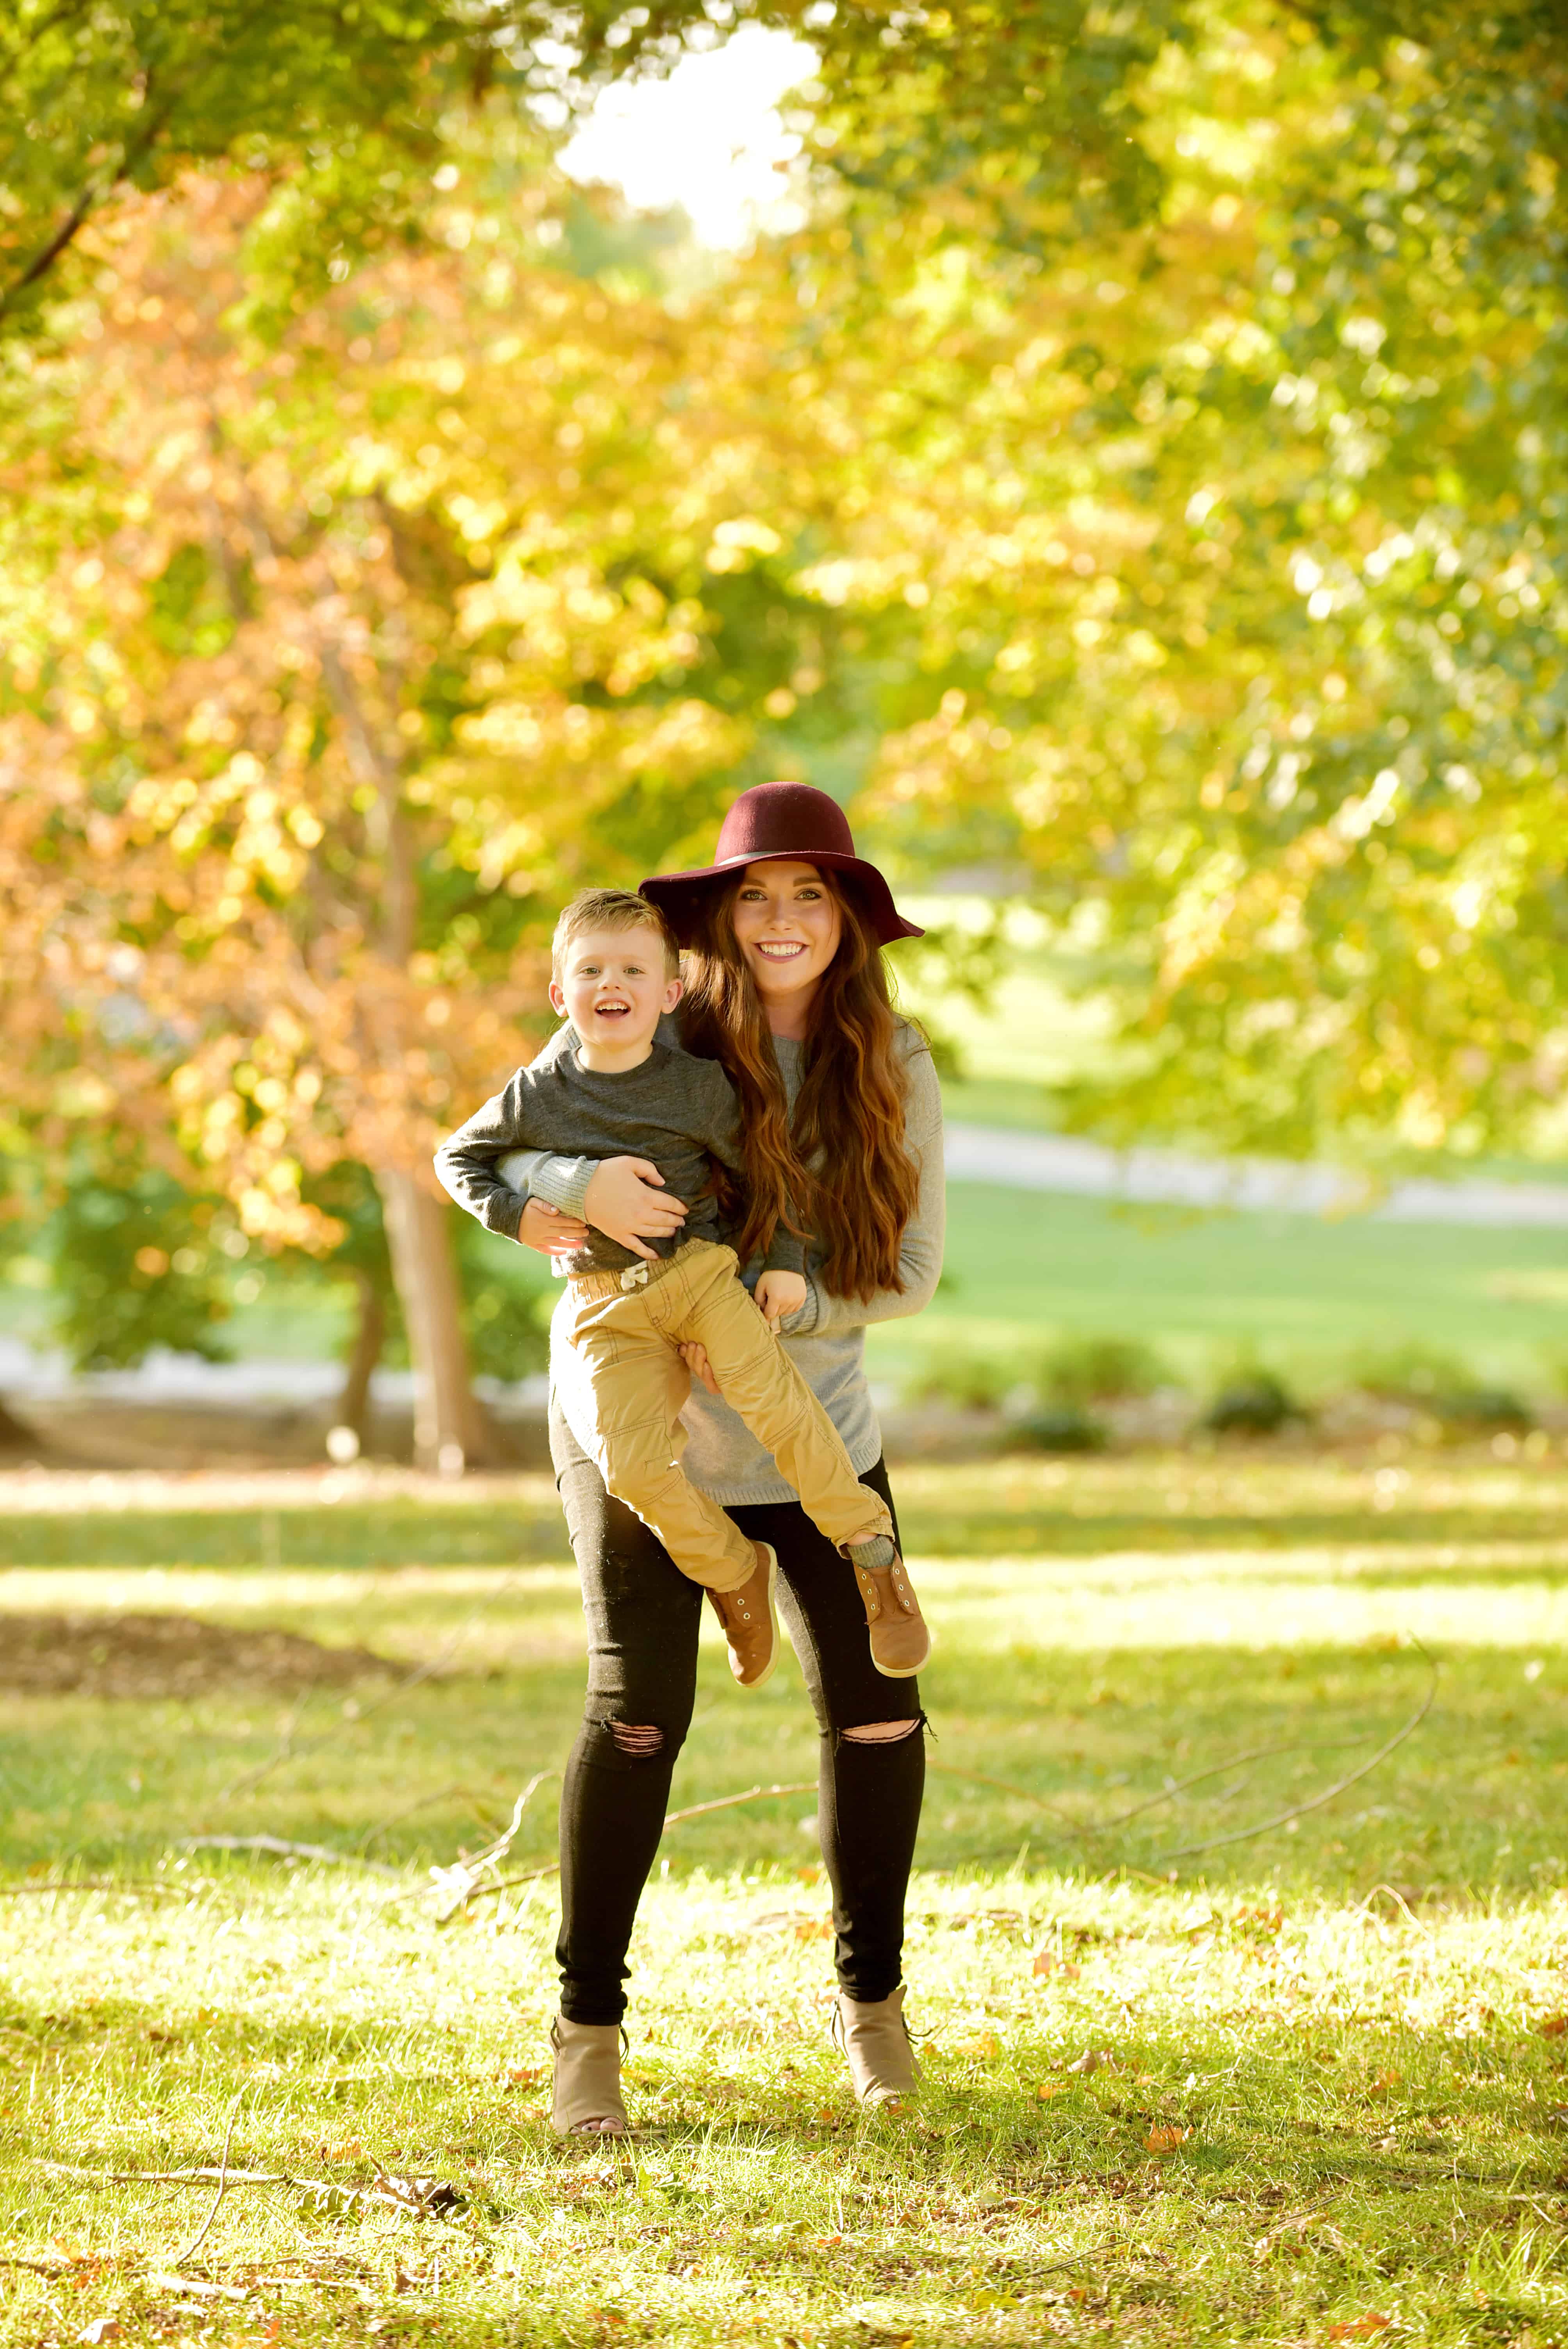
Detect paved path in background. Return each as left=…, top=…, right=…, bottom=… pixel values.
left=944, top=1123, right=1568, bottom=1227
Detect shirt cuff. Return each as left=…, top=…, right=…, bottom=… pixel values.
left=529, top=1152, right=595, bottom=1220
left=777, top=1280, right=821, bottom=1338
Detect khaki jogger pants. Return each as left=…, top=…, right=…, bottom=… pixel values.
left=563, top=1237, right=894, bottom=1593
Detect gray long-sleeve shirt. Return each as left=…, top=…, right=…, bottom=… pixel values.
left=435, top=1038, right=803, bottom=1278
left=504, top=1017, right=945, bottom=1505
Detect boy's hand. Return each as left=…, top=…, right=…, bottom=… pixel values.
left=517, top=1199, right=590, bottom=1256
left=754, top=1270, right=806, bottom=1331
left=583, top=1157, right=688, bottom=1262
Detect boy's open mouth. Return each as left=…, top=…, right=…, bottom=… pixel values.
left=592, top=1001, right=633, bottom=1017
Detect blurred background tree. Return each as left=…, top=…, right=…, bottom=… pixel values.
left=2, top=0, right=1564, bottom=1463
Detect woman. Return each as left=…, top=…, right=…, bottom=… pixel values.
left=511, top=782, right=944, bottom=2134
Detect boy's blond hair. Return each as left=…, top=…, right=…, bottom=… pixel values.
left=551, top=887, right=680, bottom=981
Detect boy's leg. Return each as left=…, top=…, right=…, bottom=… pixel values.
left=662, top=1252, right=895, bottom=1554
left=569, top=1290, right=758, bottom=1594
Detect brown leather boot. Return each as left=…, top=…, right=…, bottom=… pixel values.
left=850, top=1550, right=931, bottom=1678
left=705, top=1541, right=779, bottom=1690
left=832, top=1984, right=921, bottom=2108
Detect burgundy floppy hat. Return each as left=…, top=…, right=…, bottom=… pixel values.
left=640, top=781, right=923, bottom=948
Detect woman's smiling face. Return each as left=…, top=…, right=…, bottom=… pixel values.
left=729, top=859, right=842, bottom=1030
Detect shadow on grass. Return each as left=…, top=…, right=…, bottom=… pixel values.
left=2, top=1634, right=1561, bottom=1898
left=0, top=1505, right=572, bottom=1571
left=7, top=1495, right=1568, bottom=1573
left=900, top=1505, right=1568, bottom=1558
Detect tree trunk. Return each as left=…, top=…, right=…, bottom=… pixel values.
left=376, top=1170, right=492, bottom=1473
left=336, top=1268, right=386, bottom=1449
left=0, top=1396, right=43, bottom=1454
left=315, top=629, right=490, bottom=1477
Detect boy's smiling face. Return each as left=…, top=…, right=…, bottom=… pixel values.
left=550, top=923, right=682, bottom=1070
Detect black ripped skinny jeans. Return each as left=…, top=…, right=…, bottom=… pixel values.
left=550, top=1400, right=925, bottom=2025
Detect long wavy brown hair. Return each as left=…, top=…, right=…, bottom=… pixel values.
left=679, top=871, right=921, bottom=1301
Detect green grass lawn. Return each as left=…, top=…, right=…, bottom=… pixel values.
left=6, top=1455, right=1568, bottom=2344
left=868, top=1183, right=1568, bottom=1397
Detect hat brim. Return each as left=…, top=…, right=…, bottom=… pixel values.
left=640, top=850, right=923, bottom=948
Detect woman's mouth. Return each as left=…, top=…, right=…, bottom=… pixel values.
left=755, top=941, right=807, bottom=962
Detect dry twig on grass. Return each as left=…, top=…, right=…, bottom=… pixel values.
left=356, top=1783, right=477, bottom=1850
left=180, top=1836, right=401, bottom=1876
left=926, top=1763, right=1093, bottom=1838
left=40, top=2160, right=465, bottom=2221
left=175, top=2096, right=241, bottom=2264
left=425, top=1769, right=558, bottom=1921
left=0, top=1879, right=187, bottom=1898
left=1155, top=1645, right=1437, bottom=1863
left=434, top=1781, right=818, bottom=1916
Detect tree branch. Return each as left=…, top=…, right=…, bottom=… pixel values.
left=1155, top=1646, right=1438, bottom=1864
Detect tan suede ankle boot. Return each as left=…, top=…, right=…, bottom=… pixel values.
left=550, top=2015, right=629, bottom=2136
left=832, top=1984, right=921, bottom=2108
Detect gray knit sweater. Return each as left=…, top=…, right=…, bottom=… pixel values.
left=504, top=1016, right=945, bottom=1506
left=433, top=1039, right=803, bottom=1279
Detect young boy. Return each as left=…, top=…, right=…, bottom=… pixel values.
left=435, top=887, right=929, bottom=1688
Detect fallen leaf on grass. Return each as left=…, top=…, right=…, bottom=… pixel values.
left=504, top=2066, right=543, bottom=2087
left=958, top=2031, right=1002, bottom=2061
left=1032, top=1953, right=1082, bottom=1980
left=1036, top=2084, right=1061, bottom=2101
left=77, top=2324, right=121, bottom=2346
left=1329, top=2319, right=1392, bottom=2341
left=1146, top=2125, right=1191, bottom=2155
left=1539, top=2015, right=1568, bottom=2039
left=1066, top=2049, right=1112, bottom=2075
left=1368, top=2070, right=1401, bottom=2096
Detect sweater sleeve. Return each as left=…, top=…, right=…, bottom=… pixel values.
left=489, top=1148, right=596, bottom=1221
left=433, top=1067, right=546, bottom=1240
left=454, top=1023, right=598, bottom=1221
left=776, top=1030, right=944, bottom=1337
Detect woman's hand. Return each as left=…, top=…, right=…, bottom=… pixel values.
left=680, top=1341, right=721, bottom=1397
left=516, top=1198, right=590, bottom=1256
left=754, top=1270, right=807, bottom=1331
left=583, top=1157, right=689, bottom=1261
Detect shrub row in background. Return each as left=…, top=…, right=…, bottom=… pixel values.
left=900, top=1337, right=1566, bottom=1453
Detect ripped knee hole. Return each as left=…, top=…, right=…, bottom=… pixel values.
left=841, top=1719, right=920, bottom=1745
left=608, top=1722, right=666, bottom=1757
